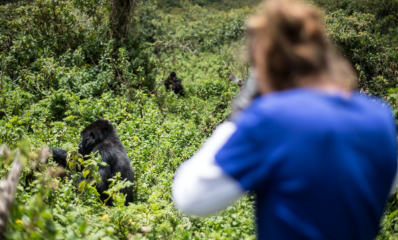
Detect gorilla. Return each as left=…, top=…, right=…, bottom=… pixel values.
left=50, top=119, right=134, bottom=206
left=164, top=72, right=175, bottom=91
left=50, top=147, right=68, bottom=178
left=172, top=77, right=185, bottom=97
left=164, top=72, right=185, bottom=96
left=51, top=147, right=68, bottom=168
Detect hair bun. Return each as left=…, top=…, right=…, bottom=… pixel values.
left=248, top=0, right=355, bottom=90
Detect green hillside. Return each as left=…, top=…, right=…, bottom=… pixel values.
left=0, top=0, right=397, bottom=239
left=152, top=0, right=261, bottom=12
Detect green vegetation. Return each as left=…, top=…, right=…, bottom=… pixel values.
left=152, top=0, right=261, bottom=12
left=312, top=0, right=398, bottom=100
left=0, top=0, right=397, bottom=239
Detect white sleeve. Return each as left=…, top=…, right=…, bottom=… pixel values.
left=172, top=122, right=245, bottom=216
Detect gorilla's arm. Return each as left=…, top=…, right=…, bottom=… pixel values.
left=94, top=148, right=114, bottom=203
left=51, top=148, right=68, bottom=168
left=97, top=164, right=112, bottom=192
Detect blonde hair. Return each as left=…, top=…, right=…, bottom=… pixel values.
left=248, top=0, right=356, bottom=91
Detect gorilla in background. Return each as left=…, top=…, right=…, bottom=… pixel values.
left=51, top=119, right=134, bottom=206
left=164, top=72, right=185, bottom=96
left=172, top=76, right=185, bottom=97
left=164, top=72, right=175, bottom=91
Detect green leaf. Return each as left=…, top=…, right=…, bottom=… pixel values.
left=54, top=213, right=68, bottom=225
left=389, top=209, right=398, bottom=220
left=83, top=169, right=90, bottom=178
left=78, top=180, right=86, bottom=192
left=78, top=220, right=88, bottom=234
left=69, top=161, right=76, bottom=171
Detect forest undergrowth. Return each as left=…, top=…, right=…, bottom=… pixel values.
left=1, top=0, right=398, bottom=239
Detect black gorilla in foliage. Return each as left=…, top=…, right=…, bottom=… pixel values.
left=172, top=77, right=185, bottom=97
left=51, top=119, right=134, bottom=206
left=164, top=72, right=175, bottom=90
left=78, top=119, right=134, bottom=205
left=51, top=148, right=68, bottom=167
left=51, top=148, right=69, bottom=178
left=164, top=72, right=185, bottom=96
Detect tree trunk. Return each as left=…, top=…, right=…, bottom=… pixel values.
left=109, top=0, right=135, bottom=92
left=110, top=0, right=135, bottom=42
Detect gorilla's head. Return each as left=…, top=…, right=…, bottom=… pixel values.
left=78, top=119, right=116, bottom=156
left=170, top=72, right=176, bottom=78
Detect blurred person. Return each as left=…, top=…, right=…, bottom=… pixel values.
left=172, top=0, right=397, bottom=239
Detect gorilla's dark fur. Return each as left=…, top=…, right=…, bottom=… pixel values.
left=164, top=72, right=185, bottom=96
left=172, top=78, right=185, bottom=97
left=164, top=72, right=175, bottom=90
left=51, top=119, right=134, bottom=206
left=50, top=148, right=69, bottom=178
left=51, top=148, right=68, bottom=167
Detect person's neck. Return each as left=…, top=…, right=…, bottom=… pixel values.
left=259, top=72, right=352, bottom=97
left=300, top=72, right=351, bottom=97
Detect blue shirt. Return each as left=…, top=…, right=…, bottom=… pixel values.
left=215, top=89, right=397, bottom=240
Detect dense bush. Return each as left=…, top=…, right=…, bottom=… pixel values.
left=0, top=2, right=249, bottom=236
left=312, top=0, right=398, bottom=98
left=151, top=0, right=261, bottom=12
left=313, top=0, right=398, bottom=33
left=0, top=0, right=157, bottom=101
left=153, top=4, right=251, bottom=55
left=1, top=0, right=398, bottom=239
left=325, top=11, right=398, bottom=96
left=0, top=50, right=250, bottom=239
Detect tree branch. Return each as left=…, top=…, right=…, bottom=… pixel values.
left=0, top=149, right=22, bottom=239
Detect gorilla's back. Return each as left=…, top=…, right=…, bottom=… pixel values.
left=97, top=137, right=135, bottom=206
